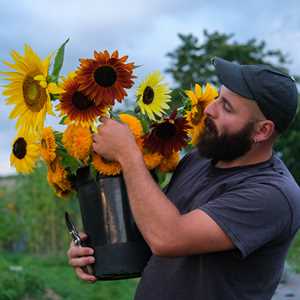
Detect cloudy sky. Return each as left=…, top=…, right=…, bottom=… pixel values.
left=0, top=0, right=299, bottom=175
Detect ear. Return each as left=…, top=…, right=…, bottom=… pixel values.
left=253, top=120, right=275, bottom=143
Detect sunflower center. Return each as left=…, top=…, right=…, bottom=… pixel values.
left=72, top=91, right=95, bottom=110
left=142, top=86, right=155, bottom=104
left=94, top=66, right=117, bottom=87
left=23, top=76, right=47, bottom=112
left=156, top=122, right=177, bottom=140
left=13, top=137, right=27, bottom=159
left=191, top=105, right=204, bottom=125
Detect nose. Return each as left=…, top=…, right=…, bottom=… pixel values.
left=204, top=100, right=217, bottom=118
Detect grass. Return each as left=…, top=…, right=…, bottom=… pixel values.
left=1, top=231, right=300, bottom=300
left=0, top=252, right=139, bottom=300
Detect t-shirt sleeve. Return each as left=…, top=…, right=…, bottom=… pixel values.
left=200, top=182, right=291, bottom=259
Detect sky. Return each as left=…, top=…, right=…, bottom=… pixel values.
left=0, top=0, right=300, bottom=175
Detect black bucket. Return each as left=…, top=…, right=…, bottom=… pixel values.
left=75, top=166, right=152, bottom=280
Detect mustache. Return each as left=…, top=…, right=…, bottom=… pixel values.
left=204, top=117, right=218, bottom=134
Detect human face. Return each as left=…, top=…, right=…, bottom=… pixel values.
left=197, top=86, right=258, bottom=162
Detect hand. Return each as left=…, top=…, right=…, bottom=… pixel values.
left=92, top=117, right=140, bottom=164
left=67, top=233, right=97, bottom=282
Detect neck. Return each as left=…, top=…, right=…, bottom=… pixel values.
left=215, top=144, right=273, bottom=169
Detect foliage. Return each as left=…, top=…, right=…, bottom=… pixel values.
left=0, top=253, right=138, bottom=300
left=0, top=254, right=44, bottom=300
left=166, top=30, right=299, bottom=89
left=0, top=163, right=80, bottom=254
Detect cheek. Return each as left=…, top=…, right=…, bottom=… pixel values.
left=216, top=115, right=246, bottom=135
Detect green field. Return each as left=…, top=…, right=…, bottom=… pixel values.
left=0, top=252, right=139, bottom=300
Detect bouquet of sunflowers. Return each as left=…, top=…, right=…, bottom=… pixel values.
left=1, top=40, right=218, bottom=198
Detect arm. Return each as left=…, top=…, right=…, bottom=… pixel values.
left=93, top=118, right=234, bottom=256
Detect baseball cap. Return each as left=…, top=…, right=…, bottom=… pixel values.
left=212, top=57, right=298, bottom=132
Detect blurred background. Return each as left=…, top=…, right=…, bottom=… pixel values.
left=1, top=0, right=300, bottom=299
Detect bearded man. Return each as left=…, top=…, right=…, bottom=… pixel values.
left=67, top=58, right=300, bottom=300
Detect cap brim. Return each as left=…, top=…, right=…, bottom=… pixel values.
left=213, top=57, right=254, bottom=100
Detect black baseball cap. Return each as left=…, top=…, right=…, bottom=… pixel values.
left=212, top=57, right=298, bottom=132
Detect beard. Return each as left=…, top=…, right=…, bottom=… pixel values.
left=197, top=117, right=255, bottom=162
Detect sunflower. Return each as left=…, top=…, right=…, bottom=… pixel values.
left=62, top=124, right=92, bottom=161
left=10, top=129, right=40, bottom=174
left=185, top=83, right=218, bottom=145
left=76, top=50, right=135, bottom=106
left=47, top=157, right=73, bottom=197
left=92, top=153, right=121, bottom=176
left=40, top=127, right=57, bottom=163
left=57, top=74, right=107, bottom=127
left=1, top=45, right=60, bottom=134
left=143, top=110, right=191, bottom=157
left=158, top=151, right=180, bottom=173
left=119, top=113, right=143, bottom=138
left=136, top=71, right=171, bottom=120
left=52, top=184, right=73, bottom=198
left=143, top=152, right=162, bottom=170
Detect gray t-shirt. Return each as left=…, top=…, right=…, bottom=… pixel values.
left=134, top=150, right=300, bottom=300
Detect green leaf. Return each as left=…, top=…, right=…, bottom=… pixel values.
left=59, top=115, right=68, bottom=125
left=51, top=38, right=69, bottom=82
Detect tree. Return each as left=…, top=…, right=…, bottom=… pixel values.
left=165, top=30, right=300, bottom=183
left=166, top=30, right=298, bottom=89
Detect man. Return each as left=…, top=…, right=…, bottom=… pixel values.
left=67, top=58, right=300, bottom=300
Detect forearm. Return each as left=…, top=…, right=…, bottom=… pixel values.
left=119, top=148, right=181, bottom=253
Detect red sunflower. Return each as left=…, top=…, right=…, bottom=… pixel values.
left=143, top=110, right=191, bottom=157
left=76, top=50, right=135, bottom=106
left=57, top=74, right=107, bottom=126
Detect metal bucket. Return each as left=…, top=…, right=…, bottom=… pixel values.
left=75, top=166, right=152, bottom=280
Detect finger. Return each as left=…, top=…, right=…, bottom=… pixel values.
left=99, top=116, right=109, bottom=123
left=92, top=133, right=100, bottom=142
left=68, top=245, right=94, bottom=259
left=75, top=267, right=97, bottom=282
left=79, top=232, right=88, bottom=240
left=69, top=255, right=95, bottom=267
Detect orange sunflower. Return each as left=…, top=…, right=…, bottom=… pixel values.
left=185, top=83, right=218, bottom=145
left=158, top=151, right=180, bottom=173
left=119, top=113, right=143, bottom=138
left=62, top=124, right=92, bottom=161
left=143, top=152, right=162, bottom=170
left=76, top=50, right=135, bottom=106
left=57, top=74, right=107, bottom=126
left=47, top=157, right=73, bottom=198
left=40, top=127, right=57, bottom=163
left=92, top=153, right=121, bottom=176
left=143, top=110, right=191, bottom=157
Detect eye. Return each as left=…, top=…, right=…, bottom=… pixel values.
left=221, top=98, right=232, bottom=112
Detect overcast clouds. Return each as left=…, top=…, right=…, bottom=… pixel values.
left=0, top=0, right=299, bottom=175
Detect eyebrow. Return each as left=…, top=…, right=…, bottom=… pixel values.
left=220, top=95, right=234, bottom=111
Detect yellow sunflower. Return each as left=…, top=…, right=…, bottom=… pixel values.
left=1, top=45, right=61, bottom=134
left=119, top=113, right=143, bottom=138
left=185, top=83, right=218, bottom=145
left=57, top=73, right=107, bottom=127
left=92, top=153, right=121, bottom=176
left=136, top=71, right=171, bottom=120
left=158, top=151, right=180, bottom=173
left=40, top=127, right=57, bottom=163
left=143, top=152, right=162, bottom=170
left=10, top=129, right=40, bottom=174
left=76, top=50, right=135, bottom=106
left=62, top=124, right=92, bottom=161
